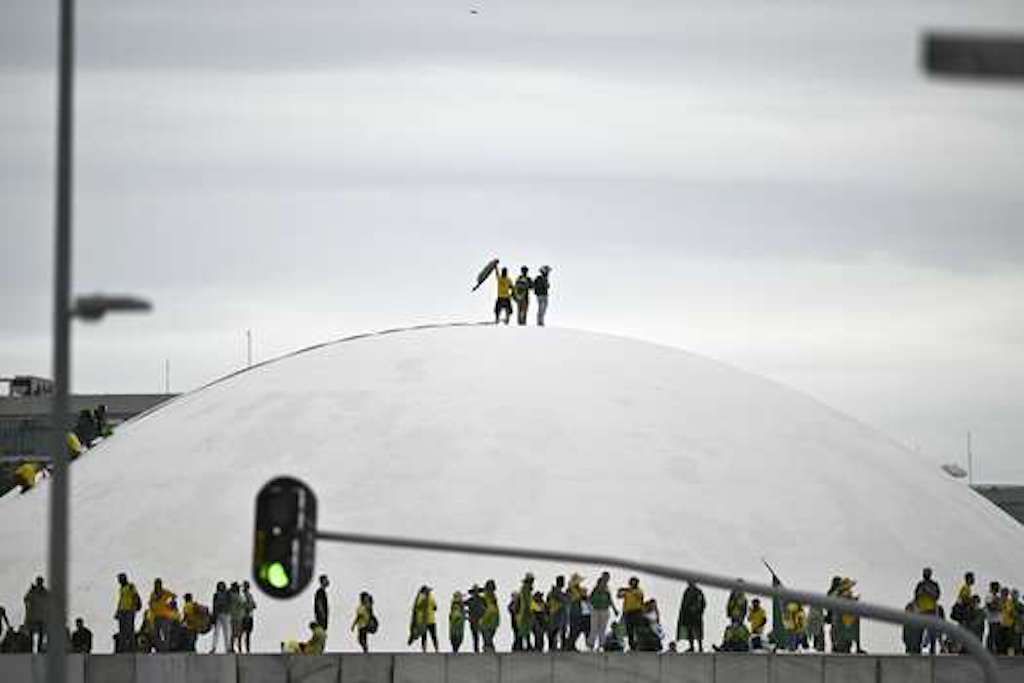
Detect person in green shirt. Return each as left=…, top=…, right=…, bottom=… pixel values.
left=587, top=572, right=619, bottom=651
left=449, top=592, right=466, bottom=653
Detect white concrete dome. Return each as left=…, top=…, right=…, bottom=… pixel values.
left=1, top=325, right=1021, bottom=653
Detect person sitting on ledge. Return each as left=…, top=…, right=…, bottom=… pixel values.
left=714, top=618, right=750, bottom=652
left=282, top=621, right=327, bottom=655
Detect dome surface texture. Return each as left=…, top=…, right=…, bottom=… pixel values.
left=1, top=325, right=1021, bottom=652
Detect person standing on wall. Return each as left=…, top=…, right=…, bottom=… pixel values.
left=240, top=581, right=257, bottom=654
left=677, top=581, right=707, bottom=653
left=588, top=572, right=618, bottom=651
left=210, top=581, right=232, bottom=653
left=114, top=573, right=141, bottom=653
left=315, top=575, right=330, bottom=632
left=913, top=567, right=941, bottom=655
left=23, top=576, right=49, bottom=653
left=351, top=592, right=375, bottom=653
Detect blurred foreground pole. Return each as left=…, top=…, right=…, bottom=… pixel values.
left=48, top=0, right=75, bottom=681
left=924, top=32, right=1024, bottom=80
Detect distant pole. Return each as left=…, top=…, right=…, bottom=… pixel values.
left=246, top=329, right=253, bottom=367
left=967, top=430, right=974, bottom=486
left=164, top=359, right=170, bottom=394
left=48, top=0, right=75, bottom=680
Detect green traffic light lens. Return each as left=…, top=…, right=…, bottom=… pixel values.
left=266, top=562, right=290, bottom=589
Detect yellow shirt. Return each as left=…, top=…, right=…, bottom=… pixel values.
left=957, top=583, right=973, bottom=604
left=182, top=602, right=205, bottom=631
left=497, top=276, right=513, bottom=299
left=353, top=604, right=371, bottom=630
left=14, top=463, right=41, bottom=489
left=415, top=593, right=437, bottom=626
left=149, top=589, right=177, bottom=621
left=621, top=587, right=644, bottom=613
left=1002, top=599, right=1016, bottom=628
left=749, top=606, right=767, bottom=634
left=117, top=584, right=140, bottom=612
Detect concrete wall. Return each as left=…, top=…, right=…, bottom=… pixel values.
left=0, top=653, right=1018, bottom=683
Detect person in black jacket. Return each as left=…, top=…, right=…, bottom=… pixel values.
left=71, top=618, right=92, bottom=653
left=677, top=582, right=707, bottom=652
left=315, top=575, right=330, bottom=631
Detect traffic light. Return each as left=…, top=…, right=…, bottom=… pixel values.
left=252, top=476, right=318, bottom=598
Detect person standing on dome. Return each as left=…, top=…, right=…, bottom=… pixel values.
left=533, top=266, right=551, bottom=326
left=513, top=267, right=533, bottom=326
left=314, top=575, right=330, bottom=632
left=114, top=573, right=141, bottom=653
left=493, top=266, right=513, bottom=325
left=913, top=567, right=941, bottom=654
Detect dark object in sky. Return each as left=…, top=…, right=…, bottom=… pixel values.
left=923, top=32, right=1024, bottom=79
left=470, top=9, right=478, bottom=14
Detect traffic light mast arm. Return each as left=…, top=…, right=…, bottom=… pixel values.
left=316, top=529, right=1002, bottom=683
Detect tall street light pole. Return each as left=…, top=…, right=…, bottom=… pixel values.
left=48, top=3, right=151, bottom=679
left=47, top=0, right=76, bottom=681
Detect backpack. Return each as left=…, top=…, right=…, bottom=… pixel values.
left=514, top=276, right=531, bottom=298
left=195, top=604, right=212, bottom=634
left=951, top=602, right=967, bottom=623
left=367, top=613, right=379, bottom=634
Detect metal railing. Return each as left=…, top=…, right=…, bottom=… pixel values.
left=316, top=530, right=1004, bottom=683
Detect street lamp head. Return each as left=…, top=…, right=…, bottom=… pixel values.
left=72, top=294, right=152, bottom=321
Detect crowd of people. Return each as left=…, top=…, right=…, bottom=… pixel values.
left=1, top=567, right=1021, bottom=657
left=0, top=573, right=258, bottom=655
left=487, top=261, right=551, bottom=327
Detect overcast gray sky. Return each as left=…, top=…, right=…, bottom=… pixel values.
left=3, top=0, right=1023, bottom=481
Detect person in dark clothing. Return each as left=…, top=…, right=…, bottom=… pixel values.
left=533, top=266, right=551, bottom=326
left=74, top=410, right=98, bottom=447
left=0, top=607, right=10, bottom=644
left=1, top=625, right=32, bottom=653
left=546, top=576, right=569, bottom=651
left=677, top=581, right=707, bottom=652
left=23, top=576, right=49, bottom=653
left=902, top=602, right=923, bottom=654
left=315, top=575, right=330, bottom=631
left=70, top=617, right=93, bottom=654
left=507, top=593, right=522, bottom=650
left=466, top=585, right=485, bottom=653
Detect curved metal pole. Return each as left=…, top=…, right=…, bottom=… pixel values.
left=317, top=530, right=1003, bottom=683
